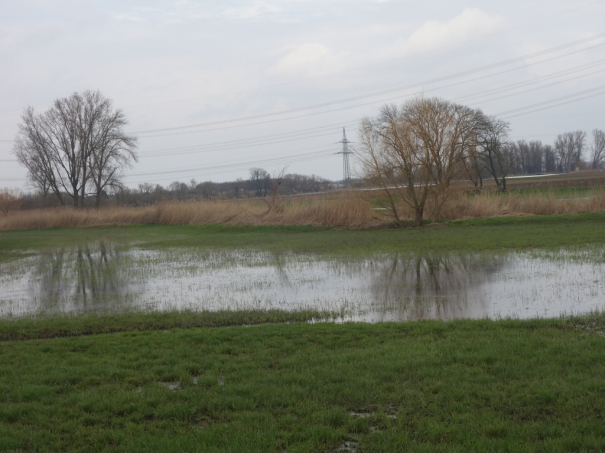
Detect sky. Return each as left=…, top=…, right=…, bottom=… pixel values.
left=1, top=0, right=605, bottom=189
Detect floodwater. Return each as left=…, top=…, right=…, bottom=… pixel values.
left=1, top=242, right=604, bottom=321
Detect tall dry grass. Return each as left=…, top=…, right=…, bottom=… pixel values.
left=2, top=189, right=605, bottom=231
left=439, top=189, right=605, bottom=220
left=370, top=187, right=605, bottom=223
left=0, top=193, right=380, bottom=231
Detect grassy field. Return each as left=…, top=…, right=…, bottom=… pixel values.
left=3, top=178, right=605, bottom=231
left=2, top=315, right=605, bottom=452
left=2, top=212, right=605, bottom=264
left=2, top=215, right=605, bottom=451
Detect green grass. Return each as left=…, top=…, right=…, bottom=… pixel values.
left=0, top=310, right=331, bottom=342
left=2, top=315, right=605, bottom=452
left=2, top=212, right=605, bottom=263
left=505, top=186, right=596, bottom=197
left=2, top=215, right=605, bottom=451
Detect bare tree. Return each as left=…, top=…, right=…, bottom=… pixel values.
left=264, top=167, right=287, bottom=214
left=85, top=92, right=138, bottom=207
left=248, top=168, right=271, bottom=197
left=358, top=98, right=478, bottom=227
left=462, top=143, right=484, bottom=192
left=544, top=144, right=557, bottom=172
left=138, top=183, right=154, bottom=195
left=554, top=131, right=586, bottom=172
left=168, top=181, right=189, bottom=200
left=514, top=140, right=544, bottom=175
left=0, top=188, right=24, bottom=216
left=475, top=113, right=513, bottom=191
left=591, top=129, right=605, bottom=169
left=14, top=90, right=137, bottom=208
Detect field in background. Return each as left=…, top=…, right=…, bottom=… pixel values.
left=3, top=183, right=605, bottom=231
left=2, top=201, right=605, bottom=451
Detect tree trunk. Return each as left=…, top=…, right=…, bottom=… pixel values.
left=414, top=206, right=424, bottom=227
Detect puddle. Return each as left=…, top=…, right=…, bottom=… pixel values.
left=334, top=441, right=358, bottom=452
left=159, top=382, right=180, bottom=392
left=349, top=412, right=372, bottom=419
left=1, top=242, right=605, bottom=321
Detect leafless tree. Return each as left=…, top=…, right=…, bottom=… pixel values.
left=544, top=144, right=557, bottom=172
left=554, top=131, right=586, bottom=172
left=0, top=188, right=24, bottom=216
left=14, top=90, right=137, bottom=207
left=264, top=167, right=287, bottom=214
left=358, top=98, right=478, bottom=226
left=514, top=140, right=544, bottom=174
left=591, top=129, right=605, bottom=169
left=475, top=112, right=513, bottom=191
left=168, top=181, right=189, bottom=200
left=248, top=168, right=271, bottom=197
left=138, top=183, right=154, bottom=195
left=462, top=144, right=484, bottom=192
left=85, top=92, right=138, bottom=207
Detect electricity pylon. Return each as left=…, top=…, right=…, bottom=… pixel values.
left=335, top=127, right=353, bottom=183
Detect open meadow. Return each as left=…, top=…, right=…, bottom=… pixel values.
left=3, top=180, right=605, bottom=231
left=4, top=1, right=605, bottom=450
left=1, top=209, right=605, bottom=451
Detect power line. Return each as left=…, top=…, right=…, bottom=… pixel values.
left=121, top=0, right=605, bottom=110
left=122, top=41, right=605, bottom=142
left=132, top=32, right=605, bottom=135
left=514, top=111, right=605, bottom=120
left=2, top=38, right=604, bottom=145
left=467, top=67, right=605, bottom=106
left=138, top=121, right=359, bottom=156
left=457, top=58, right=605, bottom=103
left=335, top=128, right=353, bottom=182
left=498, top=84, right=605, bottom=117
left=124, top=148, right=337, bottom=181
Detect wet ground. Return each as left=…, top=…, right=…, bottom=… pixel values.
left=1, top=242, right=604, bottom=321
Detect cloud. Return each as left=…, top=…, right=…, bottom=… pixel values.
left=112, top=13, right=145, bottom=22
left=389, top=8, right=505, bottom=56
left=222, top=1, right=283, bottom=19
left=269, top=43, right=349, bottom=77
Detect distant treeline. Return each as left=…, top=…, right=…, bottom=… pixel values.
left=14, top=169, right=339, bottom=210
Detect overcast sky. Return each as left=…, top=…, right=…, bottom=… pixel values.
left=1, top=0, right=605, bottom=189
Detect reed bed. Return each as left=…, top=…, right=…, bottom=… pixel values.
left=2, top=188, right=605, bottom=231
left=0, top=193, right=380, bottom=231
left=439, top=188, right=605, bottom=220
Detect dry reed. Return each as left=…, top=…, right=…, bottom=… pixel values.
left=2, top=189, right=605, bottom=231
left=0, top=193, right=380, bottom=231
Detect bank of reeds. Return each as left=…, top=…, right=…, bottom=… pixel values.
left=2, top=188, right=605, bottom=231
left=0, top=193, right=380, bottom=231
left=439, top=188, right=605, bottom=220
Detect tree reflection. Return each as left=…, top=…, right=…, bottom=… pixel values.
left=31, top=241, right=138, bottom=314
left=368, top=253, right=508, bottom=321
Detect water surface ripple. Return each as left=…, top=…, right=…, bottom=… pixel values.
left=1, top=243, right=604, bottom=321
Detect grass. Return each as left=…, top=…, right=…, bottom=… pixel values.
left=2, top=186, right=605, bottom=231
left=2, top=212, right=605, bottom=451
left=2, top=212, right=605, bottom=263
left=2, top=314, right=605, bottom=452
left=0, top=310, right=331, bottom=342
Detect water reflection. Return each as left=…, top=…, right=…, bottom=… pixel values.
left=367, top=254, right=507, bottom=321
left=0, top=243, right=604, bottom=321
left=21, top=242, right=143, bottom=315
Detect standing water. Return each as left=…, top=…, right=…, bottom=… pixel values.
left=1, top=242, right=604, bottom=321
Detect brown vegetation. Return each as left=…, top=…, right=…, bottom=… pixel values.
left=0, top=188, right=25, bottom=217
left=2, top=188, right=605, bottom=231
left=0, top=193, right=380, bottom=231
left=439, top=189, right=605, bottom=220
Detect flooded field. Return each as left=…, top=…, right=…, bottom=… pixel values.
left=1, top=242, right=604, bottom=321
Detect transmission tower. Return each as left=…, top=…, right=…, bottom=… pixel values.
left=335, top=128, right=353, bottom=182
